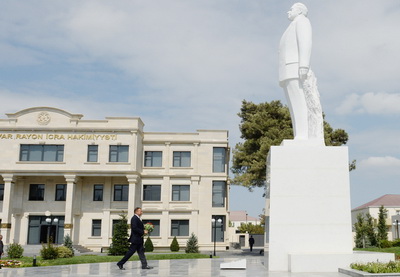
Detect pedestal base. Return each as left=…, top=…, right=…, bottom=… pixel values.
left=265, top=145, right=354, bottom=272
left=289, top=252, right=394, bottom=272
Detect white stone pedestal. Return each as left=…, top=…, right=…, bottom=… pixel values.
left=265, top=144, right=354, bottom=272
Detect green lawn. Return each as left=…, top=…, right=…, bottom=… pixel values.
left=355, top=247, right=400, bottom=259
left=5, top=253, right=211, bottom=268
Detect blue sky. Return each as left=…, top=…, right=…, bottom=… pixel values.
left=1, top=1, right=399, bottom=219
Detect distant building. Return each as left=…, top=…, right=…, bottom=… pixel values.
left=229, top=210, right=260, bottom=230
left=352, top=194, right=400, bottom=240
left=0, top=107, right=229, bottom=251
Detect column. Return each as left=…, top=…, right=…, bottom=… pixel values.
left=127, top=175, right=140, bottom=219
left=64, top=175, right=77, bottom=238
left=1, top=174, right=15, bottom=243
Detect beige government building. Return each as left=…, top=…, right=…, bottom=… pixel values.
left=0, top=107, right=229, bottom=252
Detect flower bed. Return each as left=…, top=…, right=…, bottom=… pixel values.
left=0, top=259, right=23, bottom=268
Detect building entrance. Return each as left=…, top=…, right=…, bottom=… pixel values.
left=28, top=216, right=65, bottom=244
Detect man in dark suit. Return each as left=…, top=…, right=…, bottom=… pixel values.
left=0, top=234, right=4, bottom=259
left=117, top=207, right=153, bottom=270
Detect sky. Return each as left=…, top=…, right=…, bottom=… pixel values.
left=0, top=1, right=399, bottom=219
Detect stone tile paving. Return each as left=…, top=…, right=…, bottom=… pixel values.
left=0, top=257, right=349, bottom=277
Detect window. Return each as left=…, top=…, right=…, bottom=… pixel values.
left=144, top=151, right=162, bottom=167
left=87, top=145, right=98, bottom=162
left=29, top=184, right=45, bottom=201
left=213, top=147, right=226, bottom=172
left=114, top=185, right=128, bottom=201
left=142, top=220, right=160, bottom=236
left=212, top=181, right=226, bottom=207
left=173, top=151, right=191, bottom=167
left=143, top=185, right=161, bottom=201
left=109, top=145, right=129, bottom=162
left=171, top=220, right=189, bottom=236
left=0, top=184, right=4, bottom=201
left=20, top=145, right=64, bottom=162
left=55, top=184, right=66, bottom=201
left=172, top=185, right=190, bottom=201
left=93, top=185, right=103, bottom=201
left=92, top=219, right=102, bottom=236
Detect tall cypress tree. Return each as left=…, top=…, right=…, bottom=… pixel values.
left=377, top=205, right=388, bottom=245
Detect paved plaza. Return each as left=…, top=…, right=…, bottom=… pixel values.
left=0, top=256, right=349, bottom=277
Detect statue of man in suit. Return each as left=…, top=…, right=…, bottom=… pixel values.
left=279, top=3, right=324, bottom=144
left=117, top=207, right=153, bottom=270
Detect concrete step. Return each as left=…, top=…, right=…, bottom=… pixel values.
left=72, top=244, right=93, bottom=253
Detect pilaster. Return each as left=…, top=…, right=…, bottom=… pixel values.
left=1, top=174, right=15, bottom=243
left=64, top=174, right=77, bottom=238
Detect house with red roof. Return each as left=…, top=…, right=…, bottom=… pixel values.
left=352, top=194, right=400, bottom=240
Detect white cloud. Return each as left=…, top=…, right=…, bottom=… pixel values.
left=359, top=156, right=400, bottom=166
left=336, top=92, right=400, bottom=115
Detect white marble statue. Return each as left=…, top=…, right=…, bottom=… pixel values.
left=279, top=3, right=324, bottom=144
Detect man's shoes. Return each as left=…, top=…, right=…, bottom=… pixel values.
left=117, top=263, right=125, bottom=270
left=142, top=265, right=153, bottom=269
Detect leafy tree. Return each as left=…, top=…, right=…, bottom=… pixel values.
left=238, top=223, right=264, bottom=235
left=365, top=213, right=377, bottom=247
left=354, top=213, right=367, bottom=248
left=377, top=205, right=388, bottom=245
left=170, top=236, right=180, bottom=252
left=108, top=214, right=130, bottom=255
left=185, top=233, right=199, bottom=253
left=231, top=100, right=351, bottom=190
left=144, top=237, right=154, bottom=252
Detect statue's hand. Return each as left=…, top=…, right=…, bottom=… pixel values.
left=299, top=67, right=309, bottom=80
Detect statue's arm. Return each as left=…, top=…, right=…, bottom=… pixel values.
left=296, top=16, right=312, bottom=72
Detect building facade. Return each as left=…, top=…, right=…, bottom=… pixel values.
left=351, top=194, right=400, bottom=241
left=0, top=107, right=229, bottom=251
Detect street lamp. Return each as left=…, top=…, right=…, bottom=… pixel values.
left=212, top=217, right=223, bottom=257
left=393, top=220, right=400, bottom=239
left=46, top=217, right=59, bottom=243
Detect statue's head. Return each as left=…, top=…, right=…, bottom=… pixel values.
left=288, top=3, right=308, bottom=20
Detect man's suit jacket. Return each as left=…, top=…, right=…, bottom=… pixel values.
left=279, top=14, right=312, bottom=86
left=128, top=215, right=145, bottom=245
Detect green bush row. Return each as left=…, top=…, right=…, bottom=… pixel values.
left=351, top=261, right=400, bottom=273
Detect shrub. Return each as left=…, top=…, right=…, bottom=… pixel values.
left=392, top=239, right=400, bottom=247
left=380, top=240, right=393, bottom=248
left=57, top=246, right=74, bottom=258
left=6, top=243, right=24, bottom=259
left=108, top=214, right=130, bottom=256
left=63, top=234, right=74, bottom=256
left=144, top=237, right=154, bottom=252
left=40, top=242, right=58, bottom=260
left=185, top=233, right=199, bottom=253
left=170, top=236, right=180, bottom=252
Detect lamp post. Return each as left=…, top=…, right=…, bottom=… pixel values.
left=212, top=217, right=222, bottom=257
left=393, top=220, right=400, bottom=239
left=45, top=217, right=59, bottom=243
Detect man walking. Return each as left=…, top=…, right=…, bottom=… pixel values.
left=117, top=207, right=153, bottom=270
left=0, top=235, right=4, bottom=259
left=249, top=235, right=255, bottom=252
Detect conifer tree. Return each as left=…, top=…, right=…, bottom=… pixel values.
left=63, top=234, right=75, bottom=256
left=144, top=236, right=154, bottom=252
left=185, top=233, right=199, bottom=253
left=377, top=205, right=388, bottom=245
left=232, top=100, right=351, bottom=189
left=170, top=236, right=180, bottom=252
left=108, top=214, right=129, bottom=255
